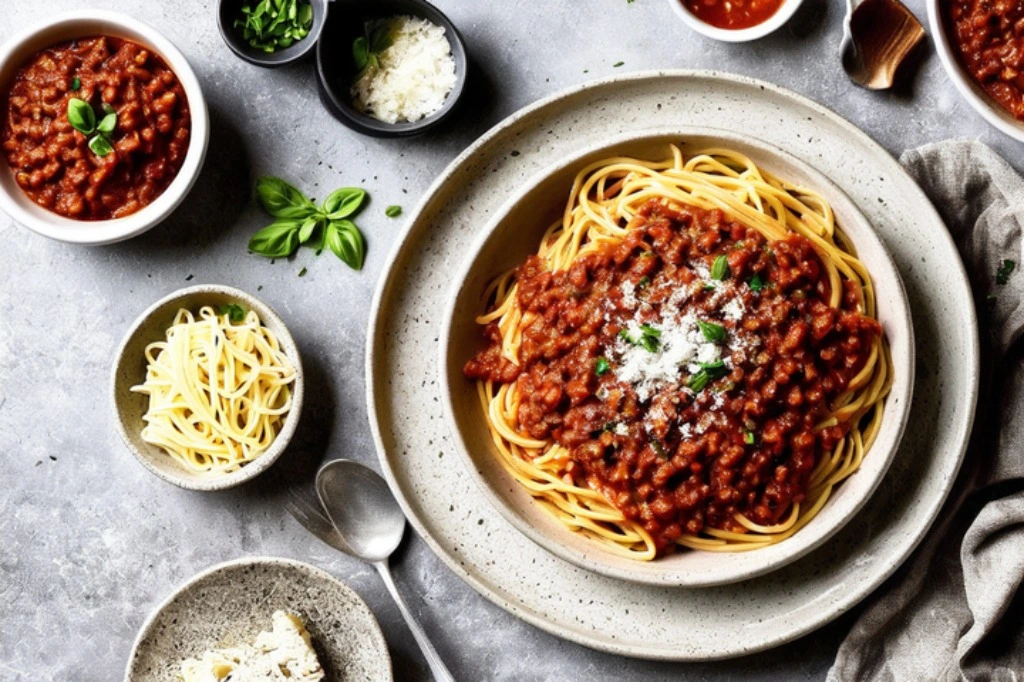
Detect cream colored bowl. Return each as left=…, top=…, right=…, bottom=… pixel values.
left=0, top=10, right=209, bottom=244
left=439, top=128, right=915, bottom=587
left=111, top=285, right=304, bottom=491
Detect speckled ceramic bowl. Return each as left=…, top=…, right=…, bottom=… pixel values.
left=439, top=127, right=915, bottom=587
left=125, top=557, right=392, bottom=682
left=111, top=284, right=304, bottom=491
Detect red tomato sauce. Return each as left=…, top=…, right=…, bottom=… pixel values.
left=465, top=200, right=881, bottom=555
left=948, top=0, right=1024, bottom=121
left=682, top=0, right=786, bottom=30
left=1, top=36, right=191, bottom=221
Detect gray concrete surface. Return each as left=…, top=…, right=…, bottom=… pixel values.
left=0, top=1, right=1020, bottom=680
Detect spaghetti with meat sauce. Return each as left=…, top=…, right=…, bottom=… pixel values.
left=463, top=146, right=892, bottom=559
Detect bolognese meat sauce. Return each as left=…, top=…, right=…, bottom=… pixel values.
left=464, top=199, right=881, bottom=555
left=1, top=36, right=191, bottom=220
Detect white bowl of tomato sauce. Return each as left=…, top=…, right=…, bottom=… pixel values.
left=0, top=10, right=209, bottom=244
left=927, top=0, right=1024, bottom=144
left=667, top=0, right=804, bottom=42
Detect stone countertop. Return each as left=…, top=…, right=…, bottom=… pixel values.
left=0, top=1, right=1019, bottom=680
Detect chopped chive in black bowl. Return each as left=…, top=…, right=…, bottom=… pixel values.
left=218, top=0, right=328, bottom=67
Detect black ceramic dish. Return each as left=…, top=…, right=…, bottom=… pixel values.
left=218, top=0, right=328, bottom=67
left=315, top=0, right=467, bottom=137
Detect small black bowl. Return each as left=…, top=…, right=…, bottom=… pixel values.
left=315, top=0, right=468, bottom=137
left=218, top=0, right=328, bottom=68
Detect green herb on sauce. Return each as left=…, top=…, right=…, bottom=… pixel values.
left=688, top=360, right=728, bottom=392
left=235, top=0, right=313, bottom=53
left=70, top=77, right=81, bottom=91
left=218, top=304, right=247, bottom=323
left=698, top=320, right=726, bottom=343
left=618, top=325, right=661, bottom=353
left=996, top=259, right=1016, bottom=285
left=385, top=204, right=402, bottom=218
left=651, top=439, right=668, bottom=459
left=67, top=98, right=117, bottom=157
left=710, top=255, right=730, bottom=281
left=744, top=431, right=756, bottom=445
left=248, top=177, right=369, bottom=270
left=749, top=273, right=765, bottom=292
left=637, top=276, right=650, bottom=290
left=594, top=357, right=611, bottom=376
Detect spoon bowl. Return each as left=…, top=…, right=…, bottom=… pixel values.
left=315, top=459, right=406, bottom=562
left=841, top=0, right=925, bottom=90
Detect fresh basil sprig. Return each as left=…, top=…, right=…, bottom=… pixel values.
left=67, top=98, right=117, bottom=157
left=248, top=176, right=369, bottom=270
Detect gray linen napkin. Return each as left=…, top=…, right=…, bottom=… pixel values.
left=828, top=140, right=1024, bottom=681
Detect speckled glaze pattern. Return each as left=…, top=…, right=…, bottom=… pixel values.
left=126, top=557, right=392, bottom=682
left=366, top=71, right=979, bottom=660
left=111, top=284, right=305, bottom=491
left=438, top=128, right=916, bottom=588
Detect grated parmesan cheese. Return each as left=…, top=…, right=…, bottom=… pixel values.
left=351, top=16, right=457, bottom=124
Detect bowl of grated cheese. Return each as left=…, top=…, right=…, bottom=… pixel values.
left=315, top=0, right=467, bottom=137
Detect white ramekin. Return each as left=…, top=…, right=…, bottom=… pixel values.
left=0, top=10, right=209, bottom=244
left=667, top=0, right=805, bottom=42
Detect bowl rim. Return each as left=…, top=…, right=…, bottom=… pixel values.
left=110, top=284, right=305, bottom=492
left=926, top=0, right=1024, bottom=143
left=123, top=555, right=393, bottom=682
left=0, top=9, right=210, bottom=245
left=216, top=0, right=328, bottom=68
left=314, top=0, right=468, bottom=138
left=438, top=126, right=915, bottom=587
left=665, top=0, right=805, bottom=42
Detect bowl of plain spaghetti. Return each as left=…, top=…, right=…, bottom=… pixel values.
left=440, top=128, right=914, bottom=587
left=112, top=284, right=304, bottom=491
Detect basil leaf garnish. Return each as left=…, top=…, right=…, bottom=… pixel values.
left=248, top=219, right=302, bottom=258
left=326, top=219, right=366, bottom=270
left=255, top=176, right=315, bottom=218
left=710, top=255, right=729, bottom=281
left=88, top=135, right=113, bottom=157
left=67, top=98, right=95, bottom=135
left=97, top=112, right=117, bottom=135
left=698, top=320, right=726, bottom=343
left=322, top=187, right=367, bottom=219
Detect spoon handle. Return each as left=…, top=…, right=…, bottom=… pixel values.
left=374, top=561, right=456, bottom=682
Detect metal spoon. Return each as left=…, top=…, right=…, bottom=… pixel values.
left=840, top=0, right=926, bottom=90
left=315, top=459, right=455, bottom=682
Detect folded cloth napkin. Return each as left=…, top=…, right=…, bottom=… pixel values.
left=828, top=140, right=1024, bottom=681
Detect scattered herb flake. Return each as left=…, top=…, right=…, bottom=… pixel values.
left=612, top=61, right=624, bottom=68
left=698, top=320, right=726, bottom=343
left=218, top=304, right=246, bottom=324
left=749, top=273, right=765, bottom=292
left=710, top=255, right=730, bottom=281
left=70, top=76, right=80, bottom=91
left=298, top=266, right=307, bottom=277
left=385, top=204, right=402, bottom=217
left=594, top=357, right=611, bottom=376
left=744, top=431, right=756, bottom=445
left=996, top=259, right=1016, bottom=285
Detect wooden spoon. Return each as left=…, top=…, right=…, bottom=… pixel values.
left=841, top=0, right=926, bottom=90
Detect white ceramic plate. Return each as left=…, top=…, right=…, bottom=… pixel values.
left=439, top=128, right=915, bottom=587
left=366, top=71, right=979, bottom=660
left=125, top=557, right=392, bottom=681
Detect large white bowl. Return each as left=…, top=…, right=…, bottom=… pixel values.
left=927, top=0, right=1024, bottom=143
left=666, top=0, right=805, bottom=42
left=0, top=10, right=210, bottom=244
left=440, top=127, right=915, bottom=587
